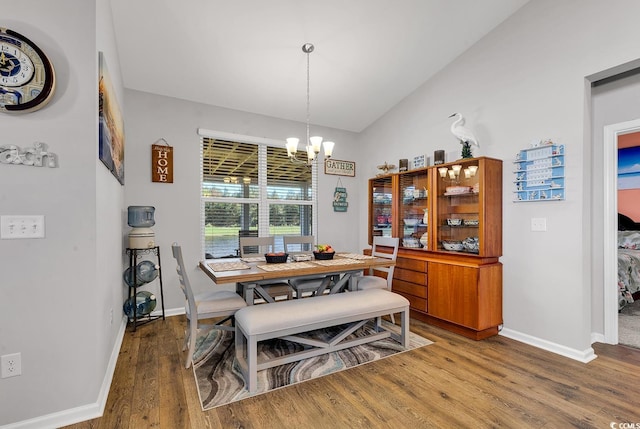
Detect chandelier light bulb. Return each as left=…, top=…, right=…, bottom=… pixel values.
left=310, top=136, right=323, bottom=153
left=286, top=138, right=299, bottom=156
left=323, top=141, right=334, bottom=158
left=306, top=146, right=316, bottom=161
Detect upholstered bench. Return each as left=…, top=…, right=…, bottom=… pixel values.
left=234, top=288, right=410, bottom=392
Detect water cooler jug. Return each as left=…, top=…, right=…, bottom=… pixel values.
left=128, top=206, right=156, bottom=249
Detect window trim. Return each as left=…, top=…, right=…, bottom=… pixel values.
left=198, top=128, right=318, bottom=258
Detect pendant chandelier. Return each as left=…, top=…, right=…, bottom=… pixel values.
left=286, top=43, right=334, bottom=165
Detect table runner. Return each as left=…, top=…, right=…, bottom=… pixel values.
left=257, top=262, right=315, bottom=271
left=241, top=256, right=266, bottom=263
left=313, top=258, right=365, bottom=266
left=338, top=253, right=376, bottom=260
left=207, top=261, right=251, bottom=272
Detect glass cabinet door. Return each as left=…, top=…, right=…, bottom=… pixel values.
left=399, top=168, right=429, bottom=250
left=434, top=159, right=480, bottom=254
left=369, top=175, right=393, bottom=244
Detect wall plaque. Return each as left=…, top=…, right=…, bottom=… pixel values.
left=324, top=159, right=355, bottom=177
left=0, top=142, right=57, bottom=167
left=152, top=143, right=173, bottom=183
left=333, top=186, right=348, bottom=212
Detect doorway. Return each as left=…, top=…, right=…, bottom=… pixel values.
left=603, top=119, right=640, bottom=343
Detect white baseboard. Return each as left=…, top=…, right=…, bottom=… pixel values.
left=0, top=310, right=189, bottom=429
left=1, top=316, right=128, bottom=429
left=155, top=306, right=185, bottom=318
left=591, top=331, right=608, bottom=345
left=500, top=328, right=597, bottom=363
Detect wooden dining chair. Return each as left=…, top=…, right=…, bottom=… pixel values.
left=355, top=236, right=400, bottom=322
left=239, top=236, right=293, bottom=302
left=283, top=235, right=333, bottom=298
left=283, top=234, right=315, bottom=254
left=355, top=236, right=399, bottom=291
left=172, top=243, right=247, bottom=368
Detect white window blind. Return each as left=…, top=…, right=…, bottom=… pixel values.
left=200, top=134, right=316, bottom=258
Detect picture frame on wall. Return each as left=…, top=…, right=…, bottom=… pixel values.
left=98, top=52, right=125, bottom=185
left=618, top=146, right=640, bottom=190
left=324, top=159, right=356, bottom=177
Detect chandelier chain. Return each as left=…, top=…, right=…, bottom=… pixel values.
left=286, top=42, right=334, bottom=166
left=306, top=46, right=311, bottom=150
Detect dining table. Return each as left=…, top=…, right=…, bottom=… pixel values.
left=198, top=253, right=396, bottom=305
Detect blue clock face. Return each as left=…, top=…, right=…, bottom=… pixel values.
left=0, top=28, right=55, bottom=113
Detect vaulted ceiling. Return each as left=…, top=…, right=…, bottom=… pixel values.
left=109, top=0, right=529, bottom=133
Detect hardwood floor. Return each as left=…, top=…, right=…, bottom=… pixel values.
left=63, top=315, right=640, bottom=429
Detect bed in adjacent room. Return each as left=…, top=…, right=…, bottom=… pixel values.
left=618, top=213, right=640, bottom=310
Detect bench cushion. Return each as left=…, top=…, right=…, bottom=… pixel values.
left=234, top=289, right=408, bottom=336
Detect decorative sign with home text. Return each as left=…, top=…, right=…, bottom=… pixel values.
left=324, top=159, right=355, bottom=177
left=152, top=142, right=173, bottom=183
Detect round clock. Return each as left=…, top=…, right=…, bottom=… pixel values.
left=0, top=28, right=55, bottom=113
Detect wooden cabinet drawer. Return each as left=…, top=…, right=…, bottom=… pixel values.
left=394, top=290, right=427, bottom=312
left=395, top=267, right=427, bottom=285
left=392, top=279, right=427, bottom=299
left=396, top=257, right=427, bottom=272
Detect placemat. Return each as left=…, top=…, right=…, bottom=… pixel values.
left=208, top=261, right=251, bottom=272
left=313, top=258, right=365, bottom=266
left=257, top=262, right=315, bottom=272
left=241, top=256, right=265, bottom=262
left=338, top=253, right=376, bottom=260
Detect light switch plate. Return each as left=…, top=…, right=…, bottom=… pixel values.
left=1, top=215, right=45, bottom=239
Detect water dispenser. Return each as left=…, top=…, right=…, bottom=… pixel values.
left=128, top=206, right=156, bottom=248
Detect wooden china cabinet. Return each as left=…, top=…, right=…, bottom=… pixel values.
left=368, top=157, right=502, bottom=340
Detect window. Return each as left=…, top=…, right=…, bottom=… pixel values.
left=201, top=135, right=316, bottom=258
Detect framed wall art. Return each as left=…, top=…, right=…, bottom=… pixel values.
left=324, top=159, right=355, bottom=177
left=98, top=52, right=125, bottom=185
left=618, top=146, right=640, bottom=190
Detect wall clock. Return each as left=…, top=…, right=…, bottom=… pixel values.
left=0, top=27, right=55, bottom=113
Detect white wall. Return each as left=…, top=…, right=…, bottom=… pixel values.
left=3, top=0, right=640, bottom=426
left=122, top=90, right=360, bottom=302
left=357, top=0, right=640, bottom=356
left=0, top=0, right=126, bottom=426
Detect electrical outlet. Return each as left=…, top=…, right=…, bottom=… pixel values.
left=531, top=217, right=547, bottom=232
left=1, top=353, right=22, bottom=378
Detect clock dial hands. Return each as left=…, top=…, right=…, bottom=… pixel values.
left=0, top=53, right=19, bottom=76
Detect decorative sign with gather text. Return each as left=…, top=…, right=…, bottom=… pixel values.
left=152, top=143, right=173, bottom=183
left=324, top=159, right=355, bottom=177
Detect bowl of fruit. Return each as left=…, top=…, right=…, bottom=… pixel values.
left=264, top=252, right=289, bottom=263
left=313, top=244, right=335, bottom=260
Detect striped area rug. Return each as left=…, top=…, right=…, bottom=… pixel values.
left=192, top=321, right=432, bottom=410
